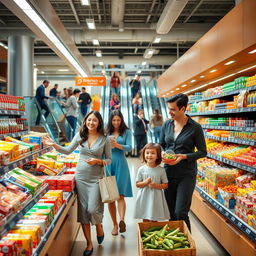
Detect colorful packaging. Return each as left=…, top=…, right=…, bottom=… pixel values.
left=0, top=240, right=17, bottom=256
left=37, top=164, right=58, bottom=176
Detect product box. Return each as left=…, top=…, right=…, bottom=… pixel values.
left=218, top=188, right=236, bottom=209
left=57, top=185, right=73, bottom=192
left=18, top=218, right=47, bottom=235
left=0, top=240, right=17, bottom=256
left=37, top=164, right=58, bottom=176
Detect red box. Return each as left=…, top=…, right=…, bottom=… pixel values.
left=38, top=198, right=59, bottom=214
left=57, top=185, right=74, bottom=192
left=44, top=176, right=60, bottom=186
left=0, top=240, right=17, bottom=256
left=57, top=175, right=75, bottom=187
left=48, top=185, right=57, bottom=190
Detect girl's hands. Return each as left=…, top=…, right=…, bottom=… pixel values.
left=144, top=177, right=152, bottom=185
left=85, top=158, right=101, bottom=165
left=148, top=182, right=157, bottom=189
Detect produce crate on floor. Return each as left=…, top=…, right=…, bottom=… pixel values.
left=138, top=221, right=196, bottom=256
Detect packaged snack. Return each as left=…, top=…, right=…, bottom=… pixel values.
left=18, top=218, right=47, bottom=235
left=0, top=240, right=17, bottom=256
left=37, top=164, right=58, bottom=176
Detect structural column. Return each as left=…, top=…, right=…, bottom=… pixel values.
left=8, top=35, right=34, bottom=96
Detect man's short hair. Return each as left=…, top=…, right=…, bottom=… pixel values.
left=167, top=93, right=188, bottom=110
left=82, top=87, right=86, bottom=90
left=43, top=80, right=49, bottom=84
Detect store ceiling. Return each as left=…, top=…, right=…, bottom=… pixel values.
left=0, top=0, right=235, bottom=73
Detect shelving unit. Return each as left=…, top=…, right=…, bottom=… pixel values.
left=202, top=125, right=256, bottom=132
left=0, top=109, right=25, bottom=115
left=0, top=130, right=28, bottom=139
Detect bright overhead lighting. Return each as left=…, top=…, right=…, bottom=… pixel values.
left=86, top=19, right=96, bottom=29
left=102, top=70, right=106, bottom=74
left=170, top=91, right=174, bottom=93
left=181, top=84, right=187, bottom=87
left=33, top=63, right=36, bottom=66
left=99, top=61, right=104, bottom=66
left=143, top=48, right=155, bottom=59
left=142, top=61, right=147, bottom=66
left=92, top=39, right=99, bottom=45
left=208, top=73, right=236, bottom=84
left=176, top=88, right=180, bottom=91
left=153, top=37, right=161, bottom=43
left=225, top=60, right=235, bottom=65
left=200, top=75, right=205, bottom=78
left=81, top=0, right=90, bottom=6
left=248, top=49, right=256, bottom=54
left=183, top=83, right=209, bottom=95
left=95, top=50, right=102, bottom=57
left=237, top=64, right=256, bottom=74
left=190, top=79, right=196, bottom=83
left=163, top=94, right=166, bottom=97
left=0, top=42, right=8, bottom=49
left=58, top=69, right=69, bottom=71
left=210, top=69, right=217, bottom=73
left=137, top=70, right=142, bottom=74
left=41, top=71, right=45, bottom=74
left=12, top=0, right=87, bottom=77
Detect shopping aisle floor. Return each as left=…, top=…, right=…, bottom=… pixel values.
left=71, top=158, right=229, bottom=256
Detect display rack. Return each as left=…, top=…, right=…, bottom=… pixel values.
left=189, top=85, right=256, bottom=104
left=207, top=153, right=256, bottom=174
left=0, top=109, right=25, bottom=115
left=187, top=107, right=256, bottom=116
left=204, top=134, right=256, bottom=146
left=0, top=184, right=49, bottom=238
left=0, top=146, right=52, bottom=175
left=0, top=130, right=28, bottom=139
left=195, top=186, right=256, bottom=243
left=202, top=125, right=256, bottom=132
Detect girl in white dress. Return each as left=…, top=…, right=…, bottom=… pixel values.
left=134, top=143, right=170, bottom=222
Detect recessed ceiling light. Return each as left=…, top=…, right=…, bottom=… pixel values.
left=95, top=50, right=102, bottom=57
left=58, top=69, right=69, bottom=71
left=176, top=88, right=180, bottom=90
left=153, top=37, right=161, bottom=43
left=137, top=70, right=142, bottom=74
left=210, top=69, right=217, bottom=73
left=81, top=0, right=90, bottom=6
left=41, top=71, right=45, bottom=74
left=224, top=60, right=235, bottom=65
left=99, top=61, right=104, bottom=65
left=142, top=61, right=147, bottom=66
left=191, top=79, right=196, bottom=83
left=200, top=75, right=205, bottom=78
left=86, top=19, right=95, bottom=29
left=102, top=70, right=106, bottom=74
left=33, top=63, right=36, bottom=66
left=143, top=49, right=155, bottom=59
left=181, top=84, right=187, bottom=87
left=163, top=94, right=166, bottom=97
left=92, top=39, right=99, bottom=45
left=248, top=49, right=256, bottom=54
left=170, top=91, right=174, bottom=93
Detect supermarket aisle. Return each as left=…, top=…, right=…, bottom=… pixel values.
left=71, top=158, right=229, bottom=256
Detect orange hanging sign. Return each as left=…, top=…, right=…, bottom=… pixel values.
left=75, top=76, right=106, bottom=86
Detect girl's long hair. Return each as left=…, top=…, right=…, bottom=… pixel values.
left=79, top=111, right=105, bottom=146
left=106, top=110, right=128, bottom=136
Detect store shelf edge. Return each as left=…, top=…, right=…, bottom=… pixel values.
left=32, top=191, right=74, bottom=256
left=202, top=125, right=256, bottom=132
left=0, top=184, right=49, bottom=238
left=0, top=130, right=29, bottom=139
left=0, top=109, right=25, bottom=116
left=0, top=147, right=53, bottom=175
left=187, top=107, right=256, bottom=116
left=207, top=153, right=256, bottom=174
left=189, top=85, right=256, bottom=104
left=195, top=186, right=256, bottom=243
left=204, top=134, right=256, bottom=146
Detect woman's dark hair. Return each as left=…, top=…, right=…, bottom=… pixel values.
left=106, top=110, right=129, bottom=136
left=73, top=89, right=81, bottom=95
left=167, top=93, right=188, bottom=110
left=79, top=111, right=105, bottom=146
left=141, top=143, right=162, bottom=166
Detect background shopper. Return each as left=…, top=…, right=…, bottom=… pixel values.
left=79, top=87, right=92, bottom=117
left=105, top=110, right=133, bottom=236
left=160, top=93, right=207, bottom=231
left=150, top=109, right=163, bottom=143
left=43, top=111, right=111, bottom=256
left=132, top=92, right=142, bottom=114
left=110, top=93, right=121, bottom=111
left=130, top=75, right=141, bottom=98
left=110, top=71, right=121, bottom=95
left=49, top=83, right=58, bottom=97
left=35, top=80, right=50, bottom=125
left=134, top=109, right=149, bottom=155
left=134, top=143, right=169, bottom=222
left=63, top=89, right=80, bottom=141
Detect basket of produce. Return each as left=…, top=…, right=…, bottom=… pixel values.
left=162, top=150, right=177, bottom=164
left=138, top=221, right=196, bottom=256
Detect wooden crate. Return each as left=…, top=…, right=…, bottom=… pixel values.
left=138, top=221, right=196, bottom=256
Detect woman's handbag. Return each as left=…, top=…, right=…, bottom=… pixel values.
left=99, top=165, right=120, bottom=203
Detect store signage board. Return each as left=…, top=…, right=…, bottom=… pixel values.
left=75, top=77, right=106, bottom=86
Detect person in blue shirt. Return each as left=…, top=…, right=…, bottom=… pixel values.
left=49, top=84, right=58, bottom=97
left=105, top=110, right=133, bottom=236
left=35, top=80, right=50, bottom=125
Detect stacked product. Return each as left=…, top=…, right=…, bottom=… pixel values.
left=246, top=74, right=256, bottom=87
left=206, top=130, right=256, bottom=141
left=0, top=118, right=28, bottom=134
left=0, top=190, right=63, bottom=255
left=42, top=174, right=75, bottom=192
left=0, top=95, right=25, bottom=111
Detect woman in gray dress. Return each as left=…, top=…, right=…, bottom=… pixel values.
left=43, top=111, right=111, bottom=256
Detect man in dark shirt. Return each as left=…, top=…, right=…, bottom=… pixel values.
left=78, top=87, right=92, bottom=117
left=35, top=80, right=50, bottom=125
left=129, top=75, right=141, bottom=98
left=49, top=84, right=58, bottom=97
left=160, top=93, right=207, bottom=231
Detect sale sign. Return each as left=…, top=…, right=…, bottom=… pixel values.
left=75, top=76, right=106, bottom=86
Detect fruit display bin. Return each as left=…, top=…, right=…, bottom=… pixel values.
left=138, top=221, right=196, bottom=256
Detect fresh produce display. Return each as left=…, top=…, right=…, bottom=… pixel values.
left=141, top=225, right=190, bottom=250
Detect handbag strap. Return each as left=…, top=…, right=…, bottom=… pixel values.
left=102, top=161, right=111, bottom=177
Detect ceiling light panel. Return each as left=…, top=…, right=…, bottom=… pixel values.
left=153, top=37, right=161, bottom=43
left=92, top=39, right=99, bottom=45
left=248, top=49, right=256, bottom=54
left=143, top=49, right=155, bottom=59
left=210, top=69, right=217, bottom=73
left=86, top=19, right=96, bottom=29
left=142, top=61, right=147, bottom=66
left=96, top=50, right=102, bottom=57
left=81, top=0, right=90, bottom=6
left=225, top=60, right=235, bottom=65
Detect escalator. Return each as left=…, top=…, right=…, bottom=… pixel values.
left=100, top=79, right=111, bottom=126
left=24, top=97, right=61, bottom=143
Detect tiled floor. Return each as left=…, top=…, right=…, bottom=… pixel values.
left=71, top=158, right=230, bottom=256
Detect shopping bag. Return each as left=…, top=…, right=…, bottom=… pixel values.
left=99, top=165, right=120, bottom=203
